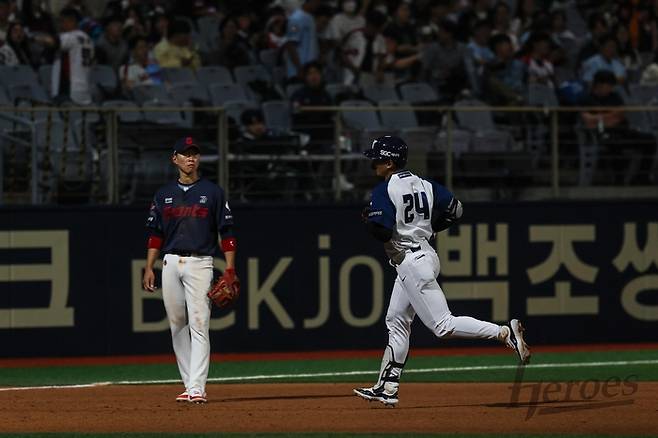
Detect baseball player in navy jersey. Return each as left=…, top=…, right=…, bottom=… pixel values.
left=142, top=137, right=237, bottom=404
left=354, top=136, right=531, bottom=406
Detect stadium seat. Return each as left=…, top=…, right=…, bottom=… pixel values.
left=233, top=65, right=275, bottom=101
left=102, top=100, right=143, bottom=123
left=259, top=48, right=281, bottom=71
left=169, top=82, right=210, bottom=105
left=340, top=100, right=394, bottom=149
left=161, top=67, right=197, bottom=84
left=197, top=66, right=233, bottom=86
left=131, top=84, right=171, bottom=104
left=324, top=83, right=355, bottom=102
left=399, top=82, right=439, bottom=103
left=527, top=83, right=559, bottom=107
left=90, top=64, right=118, bottom=95
left=141, top=99, right=188, bottom=126
left=0, top=65, right=40, bottom=88
left=209, top=83, right=249, bottom=106
left=363, top=84, right=399, bottom=103
left=435, top=128, right=473, bottom=155
left=262, top=100, right=291, bottom=132
left=378, top=100, right=433, bottom=131
left=6, top=83, right=49, bottom=104
left=454, top=99, right=513, bottom=152
left=285, top=83, right=304, bottom=98
left=223, top=100, right=258, bottom=127
left=629, top=84, right=658, bottom=105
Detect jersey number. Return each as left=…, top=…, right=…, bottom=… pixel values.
left=402, top=192, right=429, bottom=223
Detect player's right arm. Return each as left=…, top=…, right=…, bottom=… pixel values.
left=365, top=182, right=396, bottom=242
left=143, top=197, right=164, bottom=292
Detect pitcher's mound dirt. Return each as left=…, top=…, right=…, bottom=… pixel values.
left=1, top=382, right=655, bottom=435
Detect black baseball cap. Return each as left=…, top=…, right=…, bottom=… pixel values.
left=173, top=136, right=201, bottom=154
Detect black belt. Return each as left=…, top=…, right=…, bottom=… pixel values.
left=169, top=250, right=206, bottom=257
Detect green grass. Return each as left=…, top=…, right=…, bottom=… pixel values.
left=1, top=349, right=657, bottom=388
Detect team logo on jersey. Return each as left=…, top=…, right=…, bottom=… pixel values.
left=165, top=197, right=173, bottom=204
left=200, top=195, right=207, bottom=204
left=225, top=201, right=231, bottom=211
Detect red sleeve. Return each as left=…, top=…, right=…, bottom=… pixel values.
left=147, top=235, right=163, bottom=249
left=221, top=237, right=236, bottom=253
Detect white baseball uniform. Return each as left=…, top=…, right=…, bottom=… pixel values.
left=51, top=30, right=94, bottom=104
left=366, top=170, right=503, bottom=389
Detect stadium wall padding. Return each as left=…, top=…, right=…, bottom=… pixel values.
left=1, top=202, right=657, bottom=357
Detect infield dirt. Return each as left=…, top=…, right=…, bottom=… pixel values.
left=1, top=382, right=656, bottom=435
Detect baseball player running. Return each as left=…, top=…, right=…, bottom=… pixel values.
left=142, top=137, right=237, bottom=404
left=354, top=136, right=530, bottom=406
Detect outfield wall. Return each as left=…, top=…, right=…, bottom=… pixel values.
left=1, top=202, right=657, bottom=357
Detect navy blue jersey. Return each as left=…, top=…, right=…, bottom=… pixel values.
left=146, top=179, right=233, bottom=256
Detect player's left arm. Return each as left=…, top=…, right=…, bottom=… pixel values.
left=216, top=188, right=237, bottom=272
left=430, top=181, right=463, bottom=233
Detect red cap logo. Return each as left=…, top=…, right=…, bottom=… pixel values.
left=186, top=137, right=193, bottom=145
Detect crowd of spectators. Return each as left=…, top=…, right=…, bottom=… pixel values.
left=1, top=0, right=658, bottom=106
left=1, top=0, right=657, bottom=196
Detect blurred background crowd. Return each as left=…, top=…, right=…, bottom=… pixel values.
left=0, top=0, right=657, bottom=204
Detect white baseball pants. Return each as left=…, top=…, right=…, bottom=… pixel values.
left=375, top=242, right=502, bottom=387
left=161, top=254, right=214, bottom=395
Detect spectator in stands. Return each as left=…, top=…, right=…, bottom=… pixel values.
left=522, top=32, right=555, bottom=87
left=581, top=34, right=626, bottom=85
left=0, top=21, right=34, bottom=66
left=640, top=52, right=658, bottom=84
left=467, top=19, right=495, bottom=66
left=340, top=9, right=388, bottom=85
left=420, top=18, right=467, bottom=100
left=264, top=13, right=287, bottom=49
left=550, top=9, right=575, bottom=43
left=237, top=108, right=303, bottom=199
left=384, top=2, right=418, bottom=57
left=580, top=70, right=656, bottom=184
left=22, top=0, right=56, bottom=35
left=64, top=0, right=92, bottom=22
left=483, top=33, right=525, bottom=105
left=153, top=19, right=201, bottom=70
left=147, top=11, right=168, bottom=46
left=35, top=8, right=94, bottom=104
left=290, top=61, right=334, bottom=145
left=457, top=0, right=491, bottom=42
left=119, top=35, right=162, bottom=92
left=511, top=0, right=537, bottom=37
left=284, top=0, right=321, bottom=81
left=326, top=0, right=366, bottom=44
left=425, top=0, right=460, bottom=35
left=490, top=1, right=519, bottom=51
left=577, top=12, right=609, bottom=66
left=0, top=0, right=10, bottom=43
left=95, top=16, right=129, bottom=71
left=206, top=15, right=253, bottom=69
left=614, top=22, right=640, bottom=71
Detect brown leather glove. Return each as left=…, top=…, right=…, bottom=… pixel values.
left=208, top=268, right=240, bottom=308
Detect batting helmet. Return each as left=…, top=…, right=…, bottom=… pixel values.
left=363, top=135, right=408, bottom=168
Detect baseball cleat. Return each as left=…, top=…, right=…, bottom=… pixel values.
left=353, top=386, right=398, bottom=406
left=175, top=391, right=189, bottom=402
left=189, top=391, right=207, bottom=404
left=508, top=319, right=531, bottom=365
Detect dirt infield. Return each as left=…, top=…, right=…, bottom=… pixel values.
left=1, top=382, right=656, bottom=435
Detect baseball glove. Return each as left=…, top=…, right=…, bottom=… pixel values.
left=208, top=268, right=240, bottom=309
